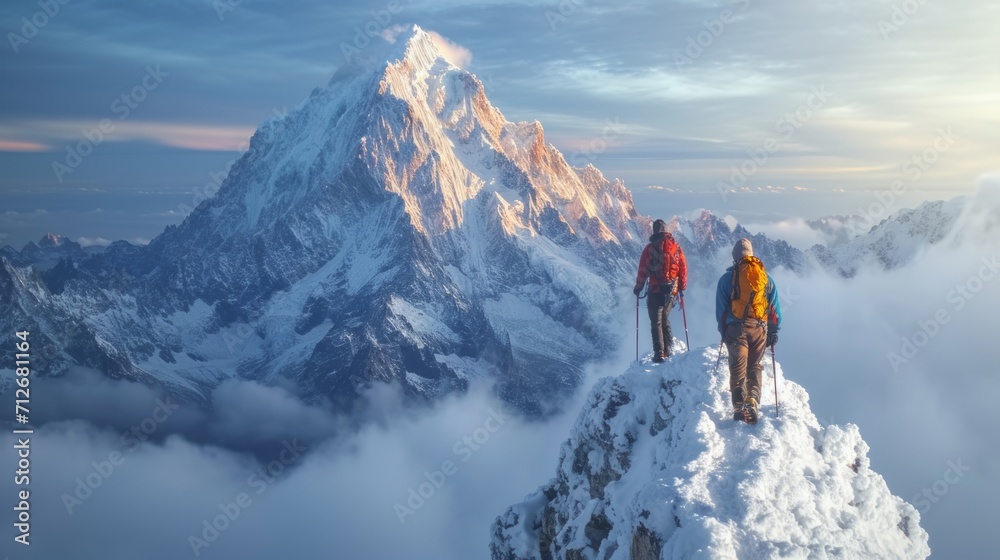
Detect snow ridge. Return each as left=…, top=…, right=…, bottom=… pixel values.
left=809, top=199, right=965, bottom=277
left=491, top=346, right=929, bottom=559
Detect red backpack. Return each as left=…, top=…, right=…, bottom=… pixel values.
left=647, top=234, right=681, bottom=292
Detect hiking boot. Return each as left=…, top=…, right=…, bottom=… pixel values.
left=652, top=353, right=666, bottom=363
left=733, top=407, right=744, bottom=422
left=743, top=397, right=759, bottom=425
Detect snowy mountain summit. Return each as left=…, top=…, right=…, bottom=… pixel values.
left=0, top=25, right=644, bottom=413
left=491, top=347, right=929, bottom=559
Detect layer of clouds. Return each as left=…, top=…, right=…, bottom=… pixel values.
left=0, top=369, right=617, bottom=559
left=774, top=240, right=1000, bottom=558
left=77, top=236, right=112, bottom=246
left=29, top=367, right=207, bottom=433
left=208, top=380, right=341, bottom=446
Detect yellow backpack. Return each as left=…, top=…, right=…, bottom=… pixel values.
left=731, top=256, right=769, bottom=321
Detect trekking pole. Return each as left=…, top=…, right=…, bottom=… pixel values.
left=679, top=291, right=690, bottom=351
left=771, top=345, right=779, bottom=418
left=635, top=285, right=648, bottom=362
left=715, top=340, right=725, bottom=373
left=635, top=295, right=639, bottom=362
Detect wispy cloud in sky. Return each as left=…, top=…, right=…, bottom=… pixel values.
left=0, top=139, right=48, bottom=151
left=0, top=0, right=997, bottom=225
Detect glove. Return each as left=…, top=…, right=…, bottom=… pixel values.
left=633, top=285, right=643, bottom=296
left=766, top=331, right=778, bottom=348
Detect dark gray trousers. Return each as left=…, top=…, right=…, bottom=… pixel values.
left=647, top=291, right=675, bottom=357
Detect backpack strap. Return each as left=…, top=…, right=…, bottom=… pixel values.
left=730, top=265, right=739, bottom=308
left=646, top=242, right=661, bottom=279
left=664, top=235, right=678, bottom=276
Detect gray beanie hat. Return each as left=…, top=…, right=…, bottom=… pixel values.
left=732, top=238, right=753, bottom=261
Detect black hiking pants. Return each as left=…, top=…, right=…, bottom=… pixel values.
left=724, top=319, right=766, bottom=409
left=647, top=290, right=675, bottom=357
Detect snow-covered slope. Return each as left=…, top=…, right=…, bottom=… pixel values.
left=809, top=199, right=964, bottom=277
left=0, top=25, right=645, bottom=413
left=491, top=347, right=929, bottom=559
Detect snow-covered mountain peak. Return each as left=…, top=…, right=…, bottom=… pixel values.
left=328, top=24, right=448, bottom=82
left=212, top=22, right=631, bottom=246
left=38, top=232, right=64, bottom=247
left=492, top=347, right=929, bottom=559
left=0, top=27, right=646, bottom=414
left=690, top=209, right=733, bottom=247
left=388, top=24, right=456, bottom=73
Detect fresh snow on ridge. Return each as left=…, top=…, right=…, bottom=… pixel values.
left=491, top=346, right=929, bottom=559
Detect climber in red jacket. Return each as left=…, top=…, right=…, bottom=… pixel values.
left=633, top=219, right=688, bottom=362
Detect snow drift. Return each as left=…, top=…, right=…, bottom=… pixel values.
left=491, top=346, right=930, bottom=559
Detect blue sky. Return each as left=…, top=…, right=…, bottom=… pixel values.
left=1, top=0, right=999, bottom=246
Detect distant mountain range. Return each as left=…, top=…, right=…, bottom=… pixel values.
left=0, top=232, right=103, bottom=270
left=808, top=198, right=966, bottom=277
